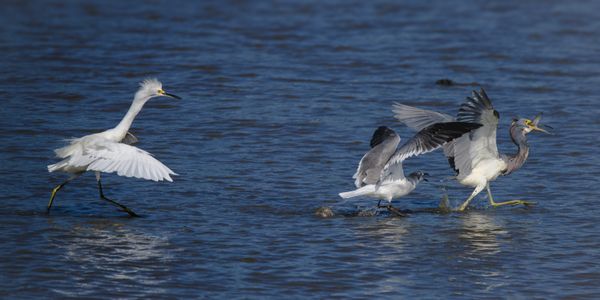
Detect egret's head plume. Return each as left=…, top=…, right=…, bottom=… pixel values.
left=135, top=78, right=181, bottom=100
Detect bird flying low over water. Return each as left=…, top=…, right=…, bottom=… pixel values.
left=339, top=122, right=482, bottom=216
left=393, top=88, right=551, bottom=211
left=47, top=79, right=181, bottom=217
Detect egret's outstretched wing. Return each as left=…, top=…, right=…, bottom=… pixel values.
left=392, top=103, right=455, bottom=131
left=68, top=138, right=176, bottom=182
left=379, top=122, right=482, bottom=184
left=453, top=88, right=500, bottom=177
left=353, top=127, right=400, bottom=187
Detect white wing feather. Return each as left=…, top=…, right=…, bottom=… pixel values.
left=454, top=89, right=500, bottom=178
left=66, top=137, right=176, bottom=182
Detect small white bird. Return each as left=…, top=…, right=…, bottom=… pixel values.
left=47, top=78, right=181, bottom=217
left=339, top=122, right=481, bottom=216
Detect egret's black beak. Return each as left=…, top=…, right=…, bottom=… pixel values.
left=164, top=92, right=181, bottom=100
left=423, top=172, right=430, bottom=182
left=159, top=89, right=182, bottom=100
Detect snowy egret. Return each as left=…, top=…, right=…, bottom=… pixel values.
left=339, top=122, right=481, bottom=216
left=393, top=88, right=551, bottom=211
left=47, top=78, right=180, bottom=217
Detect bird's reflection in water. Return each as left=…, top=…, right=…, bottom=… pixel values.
left=459, top=211, right=507, bottom=256
left=53, top=220, right=174, bottom=296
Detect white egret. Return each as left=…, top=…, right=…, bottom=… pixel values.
left=392, top=88, right=551, bottom=211
left=339, top=122, right=481, bottom=216
left=47, top=78, right=180, bottom=217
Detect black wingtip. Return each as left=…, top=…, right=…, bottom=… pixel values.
left=370, top=126, right=396, bottom=148
left=421, top=121, right=482, bottom=146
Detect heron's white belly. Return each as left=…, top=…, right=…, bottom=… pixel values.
left=459, top=158, right=506, bottom=188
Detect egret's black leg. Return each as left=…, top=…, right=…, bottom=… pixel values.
left=97, top=178, right=139, bottom=217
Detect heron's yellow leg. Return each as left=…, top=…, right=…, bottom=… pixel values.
left=486, top=184, right=536, bottom=207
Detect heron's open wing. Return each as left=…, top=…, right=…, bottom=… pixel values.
left=392, top=103, right=455, bottom=131
left=69, top=138, right=176, bottom=182
left=121, top=132, right=139, bottom=145
left=453, top=89, right=500, bottom=177
left=379, top=122, right=482, bottom=185
left=353, top=132, right=400, bottom=187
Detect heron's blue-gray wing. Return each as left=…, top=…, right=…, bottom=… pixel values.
left=353, top=131, right=400, bottom=187
left=453, top=88, right=500, bottom=177
left=392, top=103, right=455, bottom=131
left=379, top=122, right=482, bottom=185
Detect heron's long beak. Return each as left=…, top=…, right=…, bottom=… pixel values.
left=423, top=172, right=430, bottom=182
left=530, top=124, right=552, bottom=134
left=530, top=113, right=552, bottom=134
left=159, top=89, right=182, bottom=99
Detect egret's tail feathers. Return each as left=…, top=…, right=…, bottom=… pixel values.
left=339, top=185, right=376, bottom=199
left=54, top=139, right=80, bottom=158
left=48, top=160, right=67, bottom=173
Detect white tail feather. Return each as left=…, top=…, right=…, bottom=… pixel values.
left=338, top=185, right=376, bottom=199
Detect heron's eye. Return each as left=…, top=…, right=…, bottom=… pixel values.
left=524, top=120, right=532, bottom=126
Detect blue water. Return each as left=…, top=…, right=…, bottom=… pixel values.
left=1, top=0, right=600, bottom=298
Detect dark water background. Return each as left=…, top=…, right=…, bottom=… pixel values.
left=1, top=0, right=600, bottom=298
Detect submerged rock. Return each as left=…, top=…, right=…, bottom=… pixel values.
left=315, top=206, right=335, bottom=218
left=436, top=78, right=455, bottom=86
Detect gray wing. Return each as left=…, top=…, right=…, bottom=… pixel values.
left=379, top=122, right=482, bottom=184
left=121, top=132, right=139, bottom=145
left=392, top=103, right=455, bottom=131
left=353, top=134, right=400, bottom=187
left=392, top=103, right=457, bottom=159
left=453, top=88, right=500, bottom=177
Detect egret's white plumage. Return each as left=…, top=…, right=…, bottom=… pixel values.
left=46, top=78, right=181, bottom=216
left=393, top=88, right=551, bottom=211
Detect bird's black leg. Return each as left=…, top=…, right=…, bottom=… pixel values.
left=97, top=178, right=139, bottom=217
left=47, top=175, right=79, bottom=214
left=387, top=204, right=408, bottom=217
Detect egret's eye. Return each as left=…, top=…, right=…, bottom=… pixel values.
left=524, top=119, right=532, bottom=126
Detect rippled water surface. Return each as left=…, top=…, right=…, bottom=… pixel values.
left=1, top=0, right=600, bottom=298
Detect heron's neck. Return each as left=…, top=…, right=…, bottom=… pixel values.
left=113, top=94, right=150, bottom=138
left=503, top=128, right=529, bottom=175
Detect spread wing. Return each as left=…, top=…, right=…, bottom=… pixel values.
left=379, top=122, right=482, bottom=185
left=392, top=103, right=455, bottom=131
left=453, top=88, right=500, bottom=177
left=68, top=138, right=176, bottom=182
left=353, top=133, right=400, bottom=187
